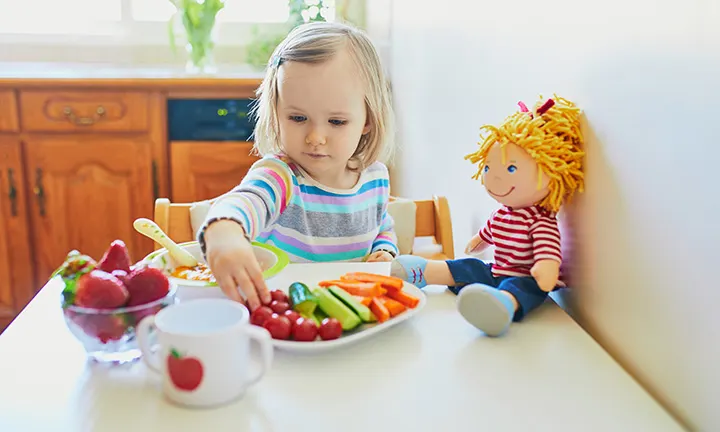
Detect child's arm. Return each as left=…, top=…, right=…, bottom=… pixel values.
left=198, top=157, right=294, bottom=252
left=370, top=209, right=399, bottom=258
left=465, top=216, right=494, bottom=255
left=529, top=215, right=562, bottom=292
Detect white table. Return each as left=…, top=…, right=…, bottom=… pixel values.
left=0, top=262, right=685, bottom=432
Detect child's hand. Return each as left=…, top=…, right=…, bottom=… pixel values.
left=366, top=251, right=394, bottom=262
left=530, top=259, right=560, bottom=292
left=203, top=220, right=271, bottom=310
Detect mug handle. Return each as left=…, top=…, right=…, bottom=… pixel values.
left=242, top=325, right=273, bottom=387
left=136, top=316, right=161, bottom=373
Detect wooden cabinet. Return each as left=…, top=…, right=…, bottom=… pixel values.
left=170, top=141, right=259, bottom=202
left=0, top=138, right=35, bottom=330
left=24, top=135, right=155, bottom=283
left=0, top=74, right=262, bottom=332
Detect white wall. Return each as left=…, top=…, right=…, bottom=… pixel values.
left=386, top=0, right=719, bottom=430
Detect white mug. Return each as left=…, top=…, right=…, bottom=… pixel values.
left=136, top=298, right=273, bottom=408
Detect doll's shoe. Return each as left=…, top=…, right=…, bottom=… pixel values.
left=390, top=255, right=428, bottom=288
left=456, top=284, right=514, bottom=337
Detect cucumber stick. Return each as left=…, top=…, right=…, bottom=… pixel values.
left=288, top=282, right=318, bottom=316
left=328, top=286, right=376, bottom=323
left=312, top=287, right=362, bottom=330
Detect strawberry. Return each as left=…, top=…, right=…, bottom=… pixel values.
left=76, top=314, right=129, bottom=343
left=74, top=270, right=129, bottom=309
left=97, top=240, right=132, bottom=274
left=124, top=266, right=170, bottom=306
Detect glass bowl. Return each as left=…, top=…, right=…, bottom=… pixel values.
left=61, top=283, right=177, bottom=364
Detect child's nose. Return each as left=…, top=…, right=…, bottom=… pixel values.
left=305, top=128, right=326, bottom=146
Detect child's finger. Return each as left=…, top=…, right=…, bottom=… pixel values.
left=247, top=258, right=270, bottom=304
left=234, top=269, right=261, bottom=311
left=218, top=274, right=244, bottom=303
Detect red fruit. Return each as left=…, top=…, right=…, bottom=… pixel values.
left=292, top=317, right=318, bottom=342
left=74, top=314, right=128, bottom=343
left=123, top=266, right=170, bottom=306
left=74, top=270, right=129, bottom=309
left=270, top=290, right=289, bottom=303
left=167, top=348, right=204, bottom=391
left=283, top=309, right=301, bottom=323
left=318, top=318, right=342, bottom=341
left=269, top=300, right=290, bottom=314
left=131, top=304, right=164, bottom=325
left=250, top=306, right=274, bottom=327
left=263, top=313, right=292, bottom=340
left=97, top=240, right=132, bottom=273
left=111, top=269, right=128, bottom=284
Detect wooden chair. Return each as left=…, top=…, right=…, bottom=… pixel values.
left=153, top=195, right=454, bottom=259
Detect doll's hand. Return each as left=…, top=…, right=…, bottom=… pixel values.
left=366, top=251, right=394, bottom=262
left=464, top=234, right=489, bottom=255
left=530, top=259, right=560, bottom=292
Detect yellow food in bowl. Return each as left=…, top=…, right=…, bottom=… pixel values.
left=171, top=264, right=215, bottom=283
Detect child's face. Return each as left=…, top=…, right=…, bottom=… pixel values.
left=276, top=48, right=371, bottom=184
left=481, top=142, right=550, bottom=209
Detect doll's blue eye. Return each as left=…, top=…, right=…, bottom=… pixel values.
left=507, top=165, right=517, bottom=173
left=484, top=165, right=489, bottom=173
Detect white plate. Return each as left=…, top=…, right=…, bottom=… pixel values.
left=264, top=262, right=427, bottom=353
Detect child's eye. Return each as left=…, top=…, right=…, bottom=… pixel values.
left=507, top=165, right=517, bottom=173
left=483, top=165, right=490, bottom=173
left=289, top=115, right=306, bottom=122
left=329, top=119, right=347, bottom=126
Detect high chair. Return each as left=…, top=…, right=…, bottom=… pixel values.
left=153, top=195, right=454, bottom=260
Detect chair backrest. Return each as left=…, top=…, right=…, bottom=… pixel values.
left=153, top=195, right=454, bottom=259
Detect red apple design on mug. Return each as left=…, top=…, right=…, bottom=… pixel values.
left=167, top=348, right=204, bottom=391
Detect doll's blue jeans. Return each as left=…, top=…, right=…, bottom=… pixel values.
left=445, top=258, right=549, bottom=321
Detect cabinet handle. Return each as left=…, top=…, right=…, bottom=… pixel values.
left=152, top=160, right=159, bottom=201
left=33, top=168, right=46, bottom=217
left=62, top=106, right=106, bottom=126
left=7, top=168, right=17, bottom=217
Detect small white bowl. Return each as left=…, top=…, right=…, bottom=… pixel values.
left=142, top=241, right=289, bottom=302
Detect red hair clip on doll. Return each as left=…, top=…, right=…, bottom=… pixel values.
left=391, top=95, right=585, bottom=337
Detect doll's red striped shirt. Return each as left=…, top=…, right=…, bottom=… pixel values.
left=479, top=205, right=563, bottom=280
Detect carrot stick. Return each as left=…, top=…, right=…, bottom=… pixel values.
left=341, top=272, right=404, bottom=291
left=359, top=297, right=373, bottom=307
left=318, top=280, right=386, bottom=297
left=385, top=289, right=420, bottom=308
left=369, top=297, right=390, bottom=323
left=379, top=296, right=407, bottom=317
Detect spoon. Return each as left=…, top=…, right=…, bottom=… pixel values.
left=133, top=218, right=199, bottom=267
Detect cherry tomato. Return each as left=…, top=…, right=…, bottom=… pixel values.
left=270, top=290, right=289, bottom=303
left=284, top=309, right=301, bottom=323
left=318, top=318, right=342, bottom=340
left=263, top=313, right=292, bottom=340
left=292, top=317, right=319, bottom=342
left=270, top=300, right=290, bottom=315
left=250, top=306, right=274, bottom=327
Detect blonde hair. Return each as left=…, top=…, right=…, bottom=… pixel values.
left=465, top=95, right=585, bottom=212
left=250, top=21, right=395, bottom=170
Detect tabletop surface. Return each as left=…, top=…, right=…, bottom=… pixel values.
left=0, top=262, right=685, bottom=432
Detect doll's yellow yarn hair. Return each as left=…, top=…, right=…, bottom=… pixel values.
left=465, top=95, right=585, bottom=213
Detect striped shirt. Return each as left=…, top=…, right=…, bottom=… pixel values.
left=479, top=205, right=562, bottom=281
left=198, top=154, right=398, bottom=263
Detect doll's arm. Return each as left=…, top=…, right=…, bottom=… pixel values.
left=464, top=234, right=490, bottom=255
left=465, top=216, right=494, bottom=255
left=530, top=260, right=560, bottom=292
left=529, top=216, right=562, bottom=292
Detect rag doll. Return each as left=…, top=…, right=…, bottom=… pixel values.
left=391, top=95, right=585, bottom=337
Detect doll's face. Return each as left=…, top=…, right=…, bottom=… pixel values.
left=481, top=142, right=550, bottom=209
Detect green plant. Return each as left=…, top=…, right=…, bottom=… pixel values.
left=168, top=0, right=225, bottom=71
left=245, top=0, right=334, bottom=69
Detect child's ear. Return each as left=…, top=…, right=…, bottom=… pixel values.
left=363, top=114, right=372, bottom=135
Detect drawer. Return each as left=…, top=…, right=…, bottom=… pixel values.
left=19, top=91, right=150, bottom=132
left=0, top=90, right=19, bottom=132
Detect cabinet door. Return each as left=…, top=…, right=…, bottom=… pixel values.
left=0, top=138, right=35, bottom=331
left=170, top=142, right=259, bottom=203
left=24, top=135, right=155, bottom=284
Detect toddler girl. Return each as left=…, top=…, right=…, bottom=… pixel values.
left=197, top=22, right=399, bottom=310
